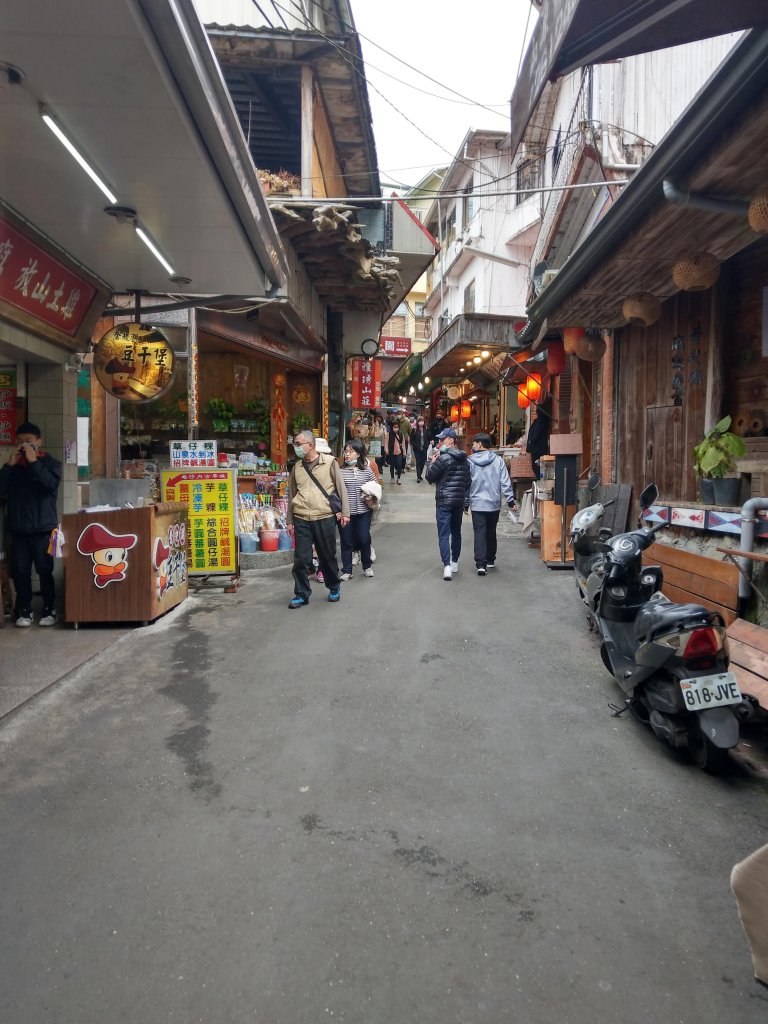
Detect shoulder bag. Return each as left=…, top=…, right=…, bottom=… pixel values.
left=303, top=458, right=343, bottom=514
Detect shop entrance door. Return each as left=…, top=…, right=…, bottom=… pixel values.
left=644, top=405, right=683, bottom=497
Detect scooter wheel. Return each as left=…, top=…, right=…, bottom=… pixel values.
left=687, top=723, right=731, bottom=774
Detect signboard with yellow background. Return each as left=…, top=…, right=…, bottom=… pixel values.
left=93, top=322, right=175, bottom=403
left=161, top=469, right=237, bottom=575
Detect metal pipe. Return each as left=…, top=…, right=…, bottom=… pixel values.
left=662, top=179, right=749, bottom=217
left=601, top=124, right=640, bottom=173
left=738, top=497, right=768, bottom=599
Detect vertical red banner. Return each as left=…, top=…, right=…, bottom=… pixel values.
left=0, top=367, right=17, bottom=445
left=351, top=358, right=381, bottom=408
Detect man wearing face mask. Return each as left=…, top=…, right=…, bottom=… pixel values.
left=410, top=415, right=430, bottom=482
left=285, top=431, right=350, bottom=608
left=0, top=421, right=61, bottom=626
left=425, top=428, right=471, bottom=581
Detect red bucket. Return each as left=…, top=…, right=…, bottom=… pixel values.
left=259, top=529, right=280, bottom=552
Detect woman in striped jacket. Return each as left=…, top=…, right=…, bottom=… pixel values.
left=337, top=438, right=376, bottom=580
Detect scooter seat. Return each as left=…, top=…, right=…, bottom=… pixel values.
left=633, top=598, right=713, bottom=642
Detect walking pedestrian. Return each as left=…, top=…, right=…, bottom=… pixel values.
left=384, top=420, right=406, bottom=484
left=410, top=414, right=430, bottom=482
left=337, top=438, right=377, bottom=580
left=425, top=428, right=471, bottom=581
left=369, top=412, right=387, bottom=476
left=465, top=432, right=516, bottom=575
left=285, top=431, right=349, bottom=608
left=430, top=413, right=447, bottom=441
left=0, top=421, right=61, bottom=626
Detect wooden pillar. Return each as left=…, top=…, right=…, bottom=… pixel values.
left=705, top=286, right=724, bottom=431
left=301, top=66, right=314, bottom=198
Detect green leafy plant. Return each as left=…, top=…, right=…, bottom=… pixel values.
left=205, top=398, right=236, bottom=419
left=290, top=413, right=314, bottom=435
left=693, top=416, right=747, bottom=479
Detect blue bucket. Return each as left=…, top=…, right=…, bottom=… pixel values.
left=239, top=533, right=259, bottom=553
left=277, top=529, right=293, bottom=551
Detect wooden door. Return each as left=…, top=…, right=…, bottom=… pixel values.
left=645, top=405, right=683, bottom=495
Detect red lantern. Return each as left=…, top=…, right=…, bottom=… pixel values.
left=525, top=373, right=542, bottom=403
left=516, top=387, right=530, bottom=409
left=450, top=403, right=460, bottom=423
left=460, top=399, right=471, bottom=420
left=546, top=340, right=565, bottom=375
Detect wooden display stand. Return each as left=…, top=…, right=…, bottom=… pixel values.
left=63, top=502, right=189, bottom=627
left=540, top=500, right=576, bottom=567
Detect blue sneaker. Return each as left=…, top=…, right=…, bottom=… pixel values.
left=328, top=589, right=341, bottom=602
left=288, top=596, right=309, bottom=609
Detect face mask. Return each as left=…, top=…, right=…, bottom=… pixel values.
left=293, top=445, right=307, bottom=459
left=344, top=457, right=357, bottom=465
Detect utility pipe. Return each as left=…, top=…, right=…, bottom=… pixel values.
left=662, top=179, right=749, bottom=217
left=738, top=497, right=768, bottom=599
left=600, top=126, right=641, bottom=174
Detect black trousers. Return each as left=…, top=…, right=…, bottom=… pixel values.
left=11, top=531, right=55, bottom=615
left=471, top=510, right=500, bottom=568
left=338, top=510, right=373, bottom=573
left=388, top=454, right=404, bottom=480
left=292, top=516, right=341, bottom=599
left=414, top=450, right=427, bottom=480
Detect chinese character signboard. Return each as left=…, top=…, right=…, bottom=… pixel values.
left=351, top=358, right=382, bottom=409
left=0, top=367, right=17, bottom=445
left=0, top=215, right=96, bottom=337
left=169, top=440, right=218, bottom=468
left=161, top=469, right=237, bottom=575
left=93, top=322, right=176, bottom=403
left=381, top=336, right=412, bottom=357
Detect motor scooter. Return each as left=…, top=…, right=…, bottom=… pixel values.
left=569, top=473, right=619, bottom=625
left=587, top=483, right=754, bottom=772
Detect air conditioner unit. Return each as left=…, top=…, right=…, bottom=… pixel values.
left=541, top=269, right=560, bottom=289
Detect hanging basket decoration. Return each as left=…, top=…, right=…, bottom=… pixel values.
left=546, top=340, right=565, bottom=375
left=525, top=372, right=542, bottom=403
left=516, top=386, right=530, bottom=409
left=563, top=327, right=586, bottom=354
left=574, top=334, right=607, bottom=362
left=622, top=291, right=661, bottom=327
left=748, top=190, right=768, bottom=234
left=671, top=251, right=720, bottom=292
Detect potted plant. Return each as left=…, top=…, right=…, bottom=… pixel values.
left=692, top=415, right=746, bottom=505
left=290, top=413, right=314, bottom=437
left=205, top=398, right=235, bottom=433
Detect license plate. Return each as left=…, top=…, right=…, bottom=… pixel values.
left=679, top=672, right=742, bottom=711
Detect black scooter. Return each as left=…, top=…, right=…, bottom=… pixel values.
left=584, top=484, right=752, bottom=772
left=569, top=473, right=618, bottom=624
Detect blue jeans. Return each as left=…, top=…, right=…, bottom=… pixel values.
left=436, top=505, right=463, bottom=566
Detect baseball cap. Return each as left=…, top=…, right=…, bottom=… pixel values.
left=435, top=428, right=458, bottom=440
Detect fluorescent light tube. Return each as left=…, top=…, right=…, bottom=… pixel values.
left=135, top=226, right=175, bottom=275
left=41, top=110, right=117, bottom=205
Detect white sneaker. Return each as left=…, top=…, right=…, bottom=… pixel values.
left=340, top=572, right=353, bottom=581
left=450, top=560, right=459, bottom=573
left=39, top=611, right=57, bottom=626
left=487, top=561, right=495, bottom=569
left=363, top=567, right=374, bottom=578
left=370, top=546, right=376, bottom=563
left=476, top=567, right=487, bottom=576
left=15, top=613, right=33, bottom=628
left=443, top=565, right=452, bottom=581
left=352, top=552, right=360, bottom=565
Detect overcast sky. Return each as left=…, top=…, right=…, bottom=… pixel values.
left=352, top=0, right=536, bottom=189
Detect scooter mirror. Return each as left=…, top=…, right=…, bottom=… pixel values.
left=639, top=483, right=659, bottom=508
left=587, top=472, right=601, bottom=490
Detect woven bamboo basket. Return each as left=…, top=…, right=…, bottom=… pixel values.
left=574, top=335, right=607, bottom=362
left=748, top=191, right=768, bottom=234
left=622, top=292, right=661, bottom=327
left=671, top=252, right=720, bottom=292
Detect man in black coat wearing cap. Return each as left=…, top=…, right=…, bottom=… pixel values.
left=425, top=428, right=471, bottom=581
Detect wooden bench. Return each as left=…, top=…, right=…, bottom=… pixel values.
left=725, top=619, right=768, bottom=711
left=641, top=543, right=740, bottom=625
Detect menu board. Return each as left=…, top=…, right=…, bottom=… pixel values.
left=169, top=439, right=217, bottom=468
left=160, top=469, right=237, bottom=575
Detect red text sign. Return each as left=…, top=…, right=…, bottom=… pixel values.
left=0, top=215, right=96, bottom=337
left=0, top=367, right=17, bottom=445
left=351, top=358, right=382, bottom=409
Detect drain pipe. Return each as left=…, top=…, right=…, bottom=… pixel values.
left=738, top=498, right=768, bottom=599
left=600, top=127, right=641, bottom=174
left=662, top=179, right=749, bottom=217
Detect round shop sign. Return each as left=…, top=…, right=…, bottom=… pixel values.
left=273, top=372, right=286, bottom=388
left=93, top=323, right=175, bottom=403
left=292, top=385, right=311, bottom=405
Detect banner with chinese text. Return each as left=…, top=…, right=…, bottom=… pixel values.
left=351, top=358, right=381, bottom=409
left=380, top=336, right=412, bottom=357
left=161, top=469, right=237, bottom=575
left=169, top=440, right=217, bottom=468
left=0, top=367, right=17, bottom=445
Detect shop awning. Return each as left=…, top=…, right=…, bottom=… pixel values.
left=517, top=27, right=768, bottom=340
left=382, top=353, right=422, bottom=397
left=421, top=314, right=524, bottom=378
left=509, top=1, right=768, bottom=159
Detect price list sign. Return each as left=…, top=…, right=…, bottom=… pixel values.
left=169, top=440, right=217, bottom=468
left=161, top=469, right=237, bottom=575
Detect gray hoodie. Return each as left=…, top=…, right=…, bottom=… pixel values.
left=466, top=449, right=515, bottom=511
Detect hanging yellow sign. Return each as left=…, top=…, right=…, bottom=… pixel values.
left=93, top=322, right=175, bottom=403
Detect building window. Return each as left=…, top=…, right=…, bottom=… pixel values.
left=463, top=280, right=475, bottom=314
left=415, top=302, right=426, bottom=317
left=442, top=208, right=456, bottom=248
left=463, top=176, right=475, bottom=226
left=515, top=158, right=541, bottom=205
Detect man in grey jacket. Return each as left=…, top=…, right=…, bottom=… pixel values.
left=464, top=432, right=516, bottom=575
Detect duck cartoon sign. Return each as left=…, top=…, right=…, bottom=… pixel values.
left=76, top=522, right=138, bottom=588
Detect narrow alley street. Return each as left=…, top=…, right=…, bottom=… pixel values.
left=1, top=483, right=767, bottom=1024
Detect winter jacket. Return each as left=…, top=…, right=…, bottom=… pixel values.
left=425, top=446, right=471, bottom=508
left=287, top=454, right=350, bottom=524
left=465, top=449, right=515, bottom=512
left=410, top=426, right=429, bottom=453
left=0, top=453, right=61, bottom=534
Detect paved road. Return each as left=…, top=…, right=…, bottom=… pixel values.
left=1, top=481, right=767, bottom=1023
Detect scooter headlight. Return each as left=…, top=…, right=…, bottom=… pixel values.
left=609, top=585, right=626, bottom=599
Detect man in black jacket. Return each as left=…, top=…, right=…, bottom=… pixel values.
left=0, top=421, right=61, bottom=626
left=425, top=428, right=471, bottom=581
